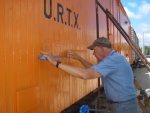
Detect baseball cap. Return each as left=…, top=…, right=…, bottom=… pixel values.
left=88, top=37, right=111, bottom=50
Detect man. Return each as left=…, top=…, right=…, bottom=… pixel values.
left=41, top=37, right=139, bottom=113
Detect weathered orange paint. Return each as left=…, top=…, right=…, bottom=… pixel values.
left=0, top=0, right=133, bottom=113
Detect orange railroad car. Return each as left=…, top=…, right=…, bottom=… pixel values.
left=0, top=0, right=135, bottom=113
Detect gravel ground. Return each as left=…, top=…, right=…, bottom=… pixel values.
left=133, top=67, right=150, bottom=113
left=133, top=67, right=150, bottom=89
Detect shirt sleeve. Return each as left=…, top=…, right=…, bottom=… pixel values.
left=91, top=58, right=117, bottom=78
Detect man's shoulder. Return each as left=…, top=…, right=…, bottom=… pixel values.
left=112, top=52, right=125, bottom=60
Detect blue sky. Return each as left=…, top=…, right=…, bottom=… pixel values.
left=121, top=0, right=150, bottom=47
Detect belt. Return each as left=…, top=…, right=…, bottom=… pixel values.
left=107, top=100, right=118, bottom=104
left=107, top=98, right=136, bottom=104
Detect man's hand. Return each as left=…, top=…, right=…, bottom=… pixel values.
left=67, top=51, right=81, bottom=60
left=41, top=52, right=57, bottom=65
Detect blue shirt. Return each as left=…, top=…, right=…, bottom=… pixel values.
left=91, top=50, right=136, bottom=102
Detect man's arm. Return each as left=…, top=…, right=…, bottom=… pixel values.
left=58, top=63, right=100, bottom=79
left=67, top=51, right=93, bottom=68
left=41, top=52, right=100, bottom=79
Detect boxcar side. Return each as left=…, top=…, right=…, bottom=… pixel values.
left=0, top=0, right=137, bottom=113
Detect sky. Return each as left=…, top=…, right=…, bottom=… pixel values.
left=121, top=0, right=150, bottom=47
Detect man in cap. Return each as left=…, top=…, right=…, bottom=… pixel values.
left=41, top=37, right=139, bottom=113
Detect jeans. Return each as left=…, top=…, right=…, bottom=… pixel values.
left=109, top=98, right=140, bottom=113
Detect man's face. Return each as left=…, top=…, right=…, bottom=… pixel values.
left=93, top=46, right=104, bottom=62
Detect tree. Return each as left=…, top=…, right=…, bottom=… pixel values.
left=144, top=46, right=150, bottom=55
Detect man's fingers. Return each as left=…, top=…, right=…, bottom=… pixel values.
left=41, top=51, right=49, bottom=55
left=67, top=51, right=72, bottom=57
